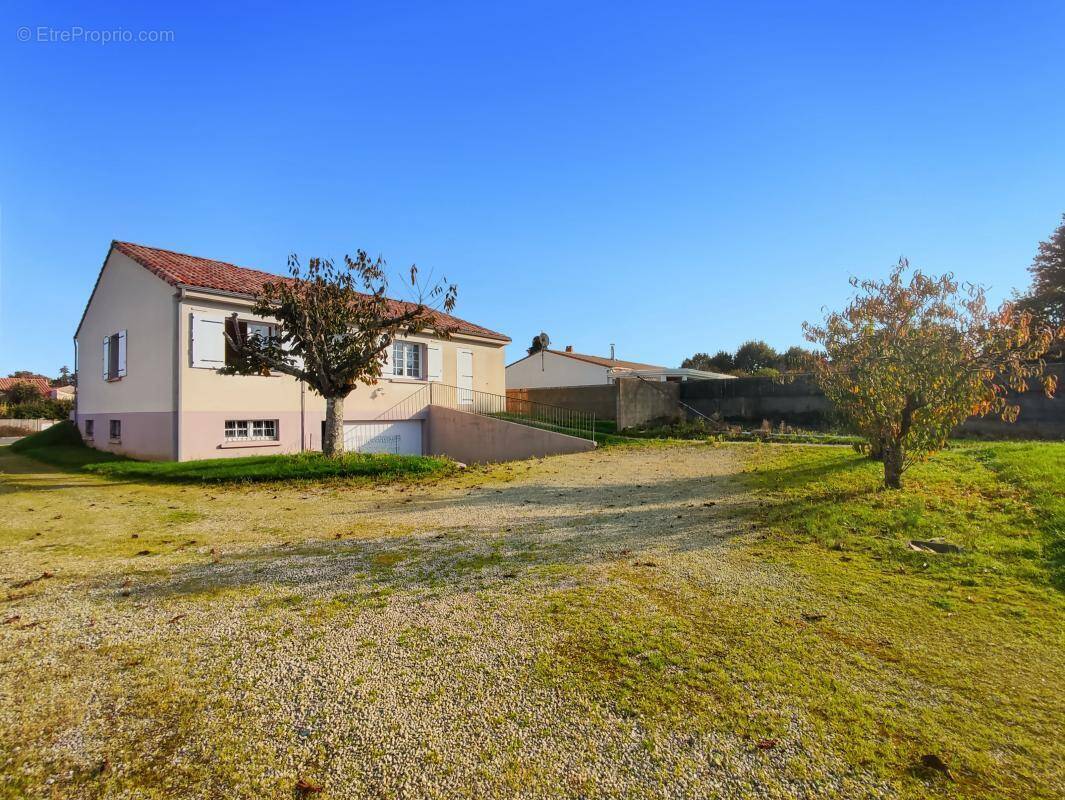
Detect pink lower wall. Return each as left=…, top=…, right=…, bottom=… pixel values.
left=178, top=411, right=313, bottom=461
left=425, top=405, right=596, bottom=464
left=76, top=412, right=175, bottom=461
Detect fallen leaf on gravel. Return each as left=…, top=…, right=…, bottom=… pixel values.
left=169, top=613, right=188, bottom=624
left=756, top=738, right=777, bottom=750
left=633, top=561, right=659, bottom=568
left=2, top=615, right=20, bottom=625
left=135, top=550, right=151, bottom=556
left=801, top=613, right=827, bottom=622
left=295, top=777, right=323, bottom=794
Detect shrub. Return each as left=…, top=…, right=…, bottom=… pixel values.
left=1, top=398, right=72, bottom=420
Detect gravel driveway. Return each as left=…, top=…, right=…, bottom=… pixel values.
left=0, top=443, right=887, bottom=799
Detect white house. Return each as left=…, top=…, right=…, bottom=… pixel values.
left=73, top=241, right=595, bottom=463
left=506, top=346, right=734, bottom=389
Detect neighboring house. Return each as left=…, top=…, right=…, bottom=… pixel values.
left=0, top=376, right=52, bottom=400
left=506, top=346, right=734, bottom=389
left=51, top=385, right=76, bottom=401
left=74, top=241, right=591, bottom=463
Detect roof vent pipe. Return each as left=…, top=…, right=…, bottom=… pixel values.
left=610, top=343, right=615, bottom=360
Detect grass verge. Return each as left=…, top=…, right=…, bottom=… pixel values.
left=7, top=421, right=454, bottom=484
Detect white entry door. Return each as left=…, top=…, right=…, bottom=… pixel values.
left=457, top=349, right=474, bottom=404
left=343, top=421, right=423, bottom=455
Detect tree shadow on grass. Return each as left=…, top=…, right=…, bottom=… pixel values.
left=0, top=451, right=142, bottom=494
left=744, top=450, right=872, bottom=492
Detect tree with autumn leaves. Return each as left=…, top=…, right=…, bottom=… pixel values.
left=223, top=251, right=457, bottom=457
left=805, top=260, right=1061, bottom=489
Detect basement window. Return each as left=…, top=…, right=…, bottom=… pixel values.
left=109, top=420, right=121, bottom=442
left=84, top=419, right=94, bottom=440
left=224, top=419, right=279, bottom=441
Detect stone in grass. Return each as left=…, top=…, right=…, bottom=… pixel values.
left=908, top=539, right=965, bottom=554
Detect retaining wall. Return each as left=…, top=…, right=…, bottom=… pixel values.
left=426, top=405, right=596, bottom=464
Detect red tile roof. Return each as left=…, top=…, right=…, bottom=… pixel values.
left=545, top=349, right=665, bottom=371
left=105, top=241, right=510, bottom=342
left=0, top=376, right=52, bottom=397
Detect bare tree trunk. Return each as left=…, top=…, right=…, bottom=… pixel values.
left=883, top=442, right=904, bottom=489
left=323, top=396, right=345, bottom=457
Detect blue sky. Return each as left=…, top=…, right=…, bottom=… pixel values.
left=1, top=1, right=1063, bottom=377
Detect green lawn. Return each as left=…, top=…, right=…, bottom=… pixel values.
left=535, top=441, right=1064, bottom=798
left=0, top=436, right=1061, bottom=798
left=10, top=421, right=454, bottom=484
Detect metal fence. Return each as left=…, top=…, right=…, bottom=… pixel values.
left=375, top=383, right=597, bottom=441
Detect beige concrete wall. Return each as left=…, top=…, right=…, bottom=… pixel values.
left=176, top=292, right=506, bottom=460
left=75, top=250, right=179, bottom=459
left=425, top=405, right=595, bottom=464
left=505, top=351, right=607, bottom=389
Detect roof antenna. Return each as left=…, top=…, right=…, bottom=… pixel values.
left=537, top=331, right=551, bottom=371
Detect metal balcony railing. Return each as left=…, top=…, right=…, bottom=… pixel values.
left=375, top=382, right=596, bottom=442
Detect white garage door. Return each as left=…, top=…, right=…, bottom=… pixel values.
left=343, top=421, right=423, bottom=455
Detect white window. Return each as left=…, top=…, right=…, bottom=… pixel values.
left=225, top=319, right=278, bottom=366
left=224, top=419, right=279, bottom=441
left=102, top=330, right=127, bottom=380
left=392, top=341, right=422, bottom=378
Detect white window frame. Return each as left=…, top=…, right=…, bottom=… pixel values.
left=224, top=419, right=279, bottom=441
left=391, top=340, right=423, bottom=379
left=223, top=318, right=280, bottom=369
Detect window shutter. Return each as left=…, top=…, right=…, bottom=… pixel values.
left=381, top=340, right=392, bottom=373
left=117, top=330, right=128, bottom=377
left=102, top=335, right=111, bottom=380
left=280, top=330, right=304, bottom=372
left=427, top=344, right=443, bottom=382
left=191, top=313, right=226, bottom=368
